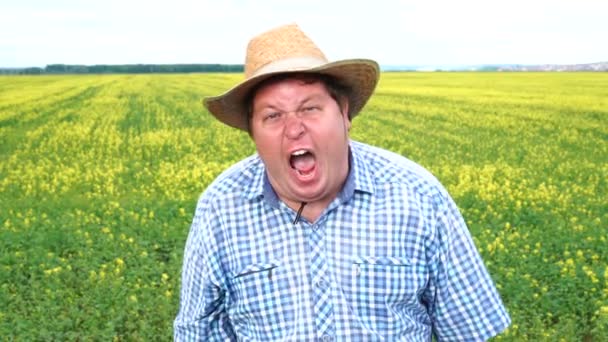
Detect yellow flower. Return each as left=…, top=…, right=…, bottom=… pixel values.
left=43, top=266, right=62, bottom=276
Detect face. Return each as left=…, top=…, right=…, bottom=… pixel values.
left=250, top=77, right=351, bottom=209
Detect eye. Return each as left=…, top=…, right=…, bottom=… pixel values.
left=264, top=111, right=282, bottom=121
left=302, top=106, right=320, bottom=113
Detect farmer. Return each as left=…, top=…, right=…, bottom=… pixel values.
left=174, top=24, right=510, bottom=341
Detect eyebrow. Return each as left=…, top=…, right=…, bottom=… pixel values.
left=300, top=94, right=324, bottom=104
left=254, top=94, right=325, bottom=112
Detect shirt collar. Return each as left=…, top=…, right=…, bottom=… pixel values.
left=262, top=171, right=280, bottom=208
left=242, top=156, right=266, bottom=201
left=248, top=141, right=376, bottom=207
left=349, top=141, right=375, bottom=195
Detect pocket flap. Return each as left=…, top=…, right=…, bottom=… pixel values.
left=352, top=256, right=413, bottom=266
left=233, top=260, right=280, bottom=278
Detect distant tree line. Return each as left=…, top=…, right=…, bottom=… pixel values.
left=0, top=64, right=244, bottom=75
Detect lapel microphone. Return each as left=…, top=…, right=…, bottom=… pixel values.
left=293, top=202, right=307, bottom=225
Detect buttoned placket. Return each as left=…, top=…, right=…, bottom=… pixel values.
left=305, top=217, right=336, bottom=340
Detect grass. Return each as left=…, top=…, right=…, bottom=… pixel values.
left=1, top=72, right=607, bottom=340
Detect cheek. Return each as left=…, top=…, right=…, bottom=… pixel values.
left=253, top=133, right=281, bottom=162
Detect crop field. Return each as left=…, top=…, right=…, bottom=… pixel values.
left=0, top=72, right=606, bottom=340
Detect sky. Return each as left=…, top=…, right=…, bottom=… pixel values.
left=1, top=0, right=606, bottom=68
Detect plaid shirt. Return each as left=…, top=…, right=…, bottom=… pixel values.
left=174, top=141, right=511, bottom=341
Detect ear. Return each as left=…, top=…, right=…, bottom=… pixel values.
left=341, top=100, right=351, bottom=131
left=340, top=98, right=350, bottom=120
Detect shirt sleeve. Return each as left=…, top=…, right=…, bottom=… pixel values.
left=427, top=191, right=511, bottom=341
left=174, top=198, right=235, bottom=341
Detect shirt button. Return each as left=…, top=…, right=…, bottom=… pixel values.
left=321, top=335, right=333, bottom=342
left=316, top=279, right=328, bottom=288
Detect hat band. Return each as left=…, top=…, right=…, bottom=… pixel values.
left=249, top=56, right=329, bottom=78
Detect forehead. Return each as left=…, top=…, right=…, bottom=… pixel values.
left=252, top=75, right=329, bottom=102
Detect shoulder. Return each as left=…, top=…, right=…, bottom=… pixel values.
left=351, top=140, right=448, bottom=202
left=195, top=154, right=264, bottom=210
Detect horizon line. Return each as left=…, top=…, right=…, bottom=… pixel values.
left=1, top=60, right=607, bottom=69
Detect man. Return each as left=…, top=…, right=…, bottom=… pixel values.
left=174, top=24, right=511, bottom=341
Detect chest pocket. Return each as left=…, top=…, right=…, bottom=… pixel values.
left=347, top=256, right=429, bottom=335
left=229, top=259, right=301, bottom=340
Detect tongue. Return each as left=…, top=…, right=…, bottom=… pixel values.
left=292, top=153, right=315, bottom=174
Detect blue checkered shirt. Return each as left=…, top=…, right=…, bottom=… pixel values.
left=174, top=140, right=511, bottom=341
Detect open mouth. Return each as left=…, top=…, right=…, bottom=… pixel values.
left=289, top=149, right=316, bottom=176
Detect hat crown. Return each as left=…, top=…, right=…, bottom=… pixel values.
left=244, top=24, right=328, bottom=78
left=203, top=23, right=379, bottom=131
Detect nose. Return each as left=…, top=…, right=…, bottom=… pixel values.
left=284, top=112, right=305, bottom=139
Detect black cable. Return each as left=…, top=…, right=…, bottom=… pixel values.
left=293, top=202, right=307, bottom=225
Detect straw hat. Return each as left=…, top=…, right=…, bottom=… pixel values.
left=203, top=23, right=380, bottom=131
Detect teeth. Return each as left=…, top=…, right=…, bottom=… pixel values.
left=291, top=150, right=307, bottom=156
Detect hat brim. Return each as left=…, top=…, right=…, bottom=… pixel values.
left=203, top=59, right=379, bottom=131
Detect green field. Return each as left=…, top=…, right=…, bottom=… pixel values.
left=1, top=72, right=606, bottom=340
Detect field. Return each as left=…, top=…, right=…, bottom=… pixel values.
left=0, top=72, right=606, bottom=340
